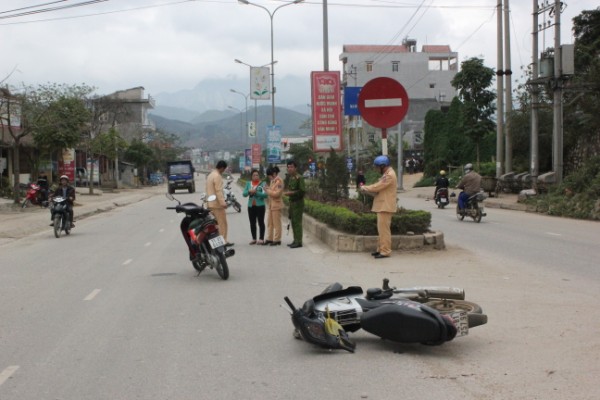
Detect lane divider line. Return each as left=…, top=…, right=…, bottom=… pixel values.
left=0, top=365, right=20, bottom=386
left=159, top=229, right=164, bottom=233
left=545, top=232, right=562, bottom=236
left=84, top=289, right=101, bottom=301
left=122, top=259, right=132, bottom=266
left=144, top=242, right=151, bottom=247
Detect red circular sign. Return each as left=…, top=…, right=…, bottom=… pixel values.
left=358, top=77, right=409, bottom=128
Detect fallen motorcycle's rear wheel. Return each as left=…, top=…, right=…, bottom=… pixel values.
left=425, top=299, right=486, bottom=328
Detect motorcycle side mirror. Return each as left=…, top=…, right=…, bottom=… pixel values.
left=450, top=192, right=456, bottom=197
left=206, top=194, right=217, bottom=202
left=165, top=193, right=174, bottom=201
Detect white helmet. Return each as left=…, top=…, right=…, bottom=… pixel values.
left=464, top=163, right=473, bottom=173
left=59, top=175, right=69, bottom=181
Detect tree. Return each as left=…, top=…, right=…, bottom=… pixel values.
left=285, top=140, right=314, bottom=171
left=33, top=90, right=92, bottom=160
left=93, top=127, right=128, bottom=188
left=124, top=139, right=154, bottom=184
left=451, top=57, right=496, bottom=168
left=318, top=149, right=349, bottom=201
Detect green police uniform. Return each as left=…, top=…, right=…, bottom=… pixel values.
left=286, top=173, right=305, bottom=245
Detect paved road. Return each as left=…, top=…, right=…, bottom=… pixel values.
left=1, top=175, right=599, bottom=399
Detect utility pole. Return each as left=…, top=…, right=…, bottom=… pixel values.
left=552, top=0, right=563, bottom=184
left=530, top=0, right=540, bottom=187
left=495, top=0, right=504, bottom=178
left=503, top=0, right=513, bottom=173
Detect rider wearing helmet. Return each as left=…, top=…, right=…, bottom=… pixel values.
left=433, top=169, right=450, bottom=199
left=360, top=155, right=398, bottom=259
left=50, top=175, right=76, bottom=227
left=456, top=163, right=482, bottom=211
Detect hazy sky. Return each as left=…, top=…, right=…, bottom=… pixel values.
left=1, top=0, right=596, bottom=107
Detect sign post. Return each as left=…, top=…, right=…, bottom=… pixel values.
left=357, top=77, right=409, bottom=156
left=357, top=77, right=409, bottom=190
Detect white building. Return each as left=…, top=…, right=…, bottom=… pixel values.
left=339, top=39, right=458, bottom=157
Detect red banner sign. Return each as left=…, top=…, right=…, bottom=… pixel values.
left=311, top=71, right=342, bottom=152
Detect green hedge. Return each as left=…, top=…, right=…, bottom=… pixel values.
left=303, top=199, right=431, bottom=235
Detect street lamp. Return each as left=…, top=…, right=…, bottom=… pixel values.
left=234, top=58, right=278, bottom=145
left=230, top=89, right=248, bottom=142
left=237, top=0, right=304, bottom=126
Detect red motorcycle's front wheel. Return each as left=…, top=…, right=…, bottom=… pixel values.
left=214, top=251, right=229, bottom=280
left=22, top=199, right=31, bottom=208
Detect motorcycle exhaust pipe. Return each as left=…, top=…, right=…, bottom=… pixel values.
left=224, top=248, right=235, bottom=258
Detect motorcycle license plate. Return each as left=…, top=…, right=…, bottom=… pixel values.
left=208, top=235, right=226, bottom=249
left=450, top=311, right=469, bottom=337
left=440, top=198, right=448, bottom=203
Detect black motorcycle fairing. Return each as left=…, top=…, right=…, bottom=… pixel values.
left=365, top=287, right=394, bottom=300
left=312, top=286, right=363, bottom=304
left=360, top=302, right=457, bottom=345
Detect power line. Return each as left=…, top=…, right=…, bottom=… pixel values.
left=0, top=0, right=109, bottom=21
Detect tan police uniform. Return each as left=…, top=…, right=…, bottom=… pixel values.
left=206, top=169, right=229, bottom=242
left=266, top=175, right=284, bottom=242
left=362, top=166, right=398, bottom=256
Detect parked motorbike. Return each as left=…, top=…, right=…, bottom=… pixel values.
left=434, top=187, right=449, bottom=209
left=21, top=183, right=51, bottom=208
left=284, top=278, right=487, bottom=352
left=166, top=193, right=234, bottom=280
left=456, top=190, right=487, bottom=223
left=50, top=196, right=71, bottom=238
left=224, top=176, right=242, bottom=213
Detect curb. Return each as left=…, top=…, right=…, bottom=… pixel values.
left=302, top=213, right=445, bottom=253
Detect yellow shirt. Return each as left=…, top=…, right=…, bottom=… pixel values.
left=363, top=167, right=398, bottom=213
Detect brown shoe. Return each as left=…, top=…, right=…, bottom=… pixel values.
left=249, top=240, right=257, bottom=245
left=262, top=240, right=273, bottom=246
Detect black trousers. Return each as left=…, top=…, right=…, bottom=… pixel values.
left=247, top=205, right=266, bottom=240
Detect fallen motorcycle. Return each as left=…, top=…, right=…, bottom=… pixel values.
left=284, top=278, right=487, bottom=352
left=166, top=193, right=234, bottom=280
left=456, top=190, right=487, bottom=223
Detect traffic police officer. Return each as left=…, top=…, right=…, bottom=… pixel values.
left=360, top=155, right=398, bottom=258
left=284, top=160, right=305, bottom=248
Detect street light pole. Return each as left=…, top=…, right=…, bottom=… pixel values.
left=238, top=0, right=304, bottom=127
left=230, top=89, right=248, bottom=142
left=234, top=58, right=278, bottom=146
left=228, top=106, right=244, bottom=143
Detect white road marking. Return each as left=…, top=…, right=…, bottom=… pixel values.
left=0, top=365, right=20, bottom=386
left=84, top=289, right=101, bottom=301
left=144, top=242, right=151, bottom=247
left=365, top=98, right=403, bottom=108
left=546, top=232, right=562, bottom=236
left=159, top=228, right=165, bottom=233
left=122, top=259, right=132, bottom=266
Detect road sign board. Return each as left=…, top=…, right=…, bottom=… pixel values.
left=357, top=77, right=409, bottom=128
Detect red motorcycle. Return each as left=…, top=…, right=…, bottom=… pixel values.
left=22, top=183, right=51, bottom=208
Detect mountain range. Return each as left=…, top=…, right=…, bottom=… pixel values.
left=149, top=105, right=311, bottom=152
left=148, top=75, right=312, bottom=151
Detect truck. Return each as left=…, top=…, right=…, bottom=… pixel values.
left=166, top=160, right=195, bottom=194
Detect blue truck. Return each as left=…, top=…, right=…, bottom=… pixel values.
left=167, top=160, right=195, bottom=194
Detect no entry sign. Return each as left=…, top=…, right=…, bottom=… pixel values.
left=358, top=77, right=409, bottom=128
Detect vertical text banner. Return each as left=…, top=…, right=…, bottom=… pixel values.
left=251, top=144, right=261, bottom=169
left=250, top=67, right=271, bottom=100
left=59, top=148, right=76, bottom=181
left=266, top=125, right=281, bottom=164
left=311, top=71, right=342, bottom=152
left=244, top=148, right=252, bottom=171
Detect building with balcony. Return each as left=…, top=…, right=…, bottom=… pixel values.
left=339, top=39, right=458, bottom=162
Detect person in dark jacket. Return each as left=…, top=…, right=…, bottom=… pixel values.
left=50, top=175, right=76, bottom=227
left=433, top=170, right=449, bottom=199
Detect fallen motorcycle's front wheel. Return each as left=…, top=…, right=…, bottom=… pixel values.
left=233, top=201, right=242, bottom=213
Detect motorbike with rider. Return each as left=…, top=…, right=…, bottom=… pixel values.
left=456, top=163, right=486, bottom=222
left=49, top=175, right=76, bottom=228
left=433, top=170, right=450, bottom=208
